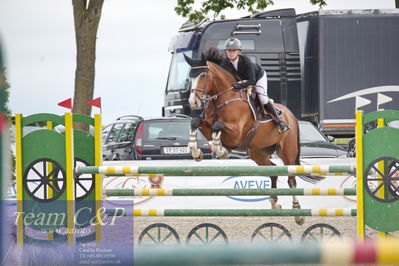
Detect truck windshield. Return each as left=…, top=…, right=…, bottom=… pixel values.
left=166, top=51, right=192, bottom=92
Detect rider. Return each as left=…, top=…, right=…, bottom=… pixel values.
left=221, top=37, right=289, bottom=133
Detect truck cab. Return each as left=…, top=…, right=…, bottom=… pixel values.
left=163, top=9, right=302, bottom=119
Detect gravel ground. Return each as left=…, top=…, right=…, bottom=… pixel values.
left=133, top=216, right=399, bottom=266
left=4, top=215, right=397, bottom=265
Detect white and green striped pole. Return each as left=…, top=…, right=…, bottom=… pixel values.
left=106, top=188, right=356, bottom=197
left=105, top=208, right=357, bottom=217
left=77, top=165, right=355, bottom=176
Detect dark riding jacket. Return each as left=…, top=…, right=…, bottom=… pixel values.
left=221, top=54, right=264, bottom=90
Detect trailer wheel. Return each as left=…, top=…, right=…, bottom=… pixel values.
left=301, top=223, right=341, bottom=242
left=251, top=223, right=293, bottom=243
left=364, top=157, right=399, bottom=202
left=74, top=158, right=95, bottom=200
left=138, top=223, right=180, bottom=246
left=186, top=223, right=228, bottom=245
left=347, top=138, right=356, bottom=158
left=23, top=158, right=66, bottom=202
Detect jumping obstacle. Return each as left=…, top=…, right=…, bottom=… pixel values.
left=13, top=110, right=399, bottom=248
left=14, top=113, right=102, bottom=245
left=356, top=110, right=399, bottom=238
left=107, top=208, right=357, bottom=217
left=77, top=164, right=355, bottom=176
left=106, top=188, right=357, bottom=197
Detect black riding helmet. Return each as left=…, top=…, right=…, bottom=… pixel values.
left=224, top=38, right=242, bottom=50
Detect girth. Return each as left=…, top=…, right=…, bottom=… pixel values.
left=206, top=89, right=260, bottom=151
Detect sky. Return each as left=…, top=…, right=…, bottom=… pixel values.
left=0, top=0, right=395, bottom=124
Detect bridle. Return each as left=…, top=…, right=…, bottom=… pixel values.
left=191, top=65, right=232, bottom=104
left=190, top=66, right=209, bottom=96
left=190, top=65, right=249, bottom=116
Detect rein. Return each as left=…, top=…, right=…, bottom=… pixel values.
left=206, top=89, right=249, bottom=118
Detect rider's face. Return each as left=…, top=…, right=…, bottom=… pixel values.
left=226, top=49, right=240, bottom=60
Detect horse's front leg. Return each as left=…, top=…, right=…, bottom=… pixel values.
left=211, top=121, right=228, bottom=159
left=188, top=117, right=204, bottom=162
left=288, top=177, right=305, bottom=225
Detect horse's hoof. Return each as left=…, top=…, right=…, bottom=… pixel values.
left=194, top=151, right=203, bottom=162
left=213, top=149, right=228, bottom=159
left=295, top=216, right=305, bottom=225
left=292, top=202, right=301, bottom=210
left=219, top=151, right=228, bottom=159
left=269, top=199, right=281, bottom=209
left=292, top=201, right=304, bottom=225
left=271, top=203, right=282, bottom=209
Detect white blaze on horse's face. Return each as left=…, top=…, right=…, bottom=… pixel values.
left=189, top=75, right=203, bottom=109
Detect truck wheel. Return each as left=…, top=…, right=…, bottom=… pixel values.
left=347, top=138, right=356, bottom=158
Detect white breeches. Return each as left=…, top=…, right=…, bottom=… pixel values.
left=255, top=71, right=269, bottom=105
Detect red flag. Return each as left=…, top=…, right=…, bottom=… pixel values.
left=0, top=114, right=7, bottom=134
left=87, top=97, right=101, bottom=108
left=57, top=98, right=72, bottom=110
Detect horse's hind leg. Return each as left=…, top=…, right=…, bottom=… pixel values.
left=248, top=148, right=281, bottom=209
left=270, top=172, right=281, bottom=209
left=279, top=150, right=304, bottom=225
left=288, top=176, right=304, bottom=225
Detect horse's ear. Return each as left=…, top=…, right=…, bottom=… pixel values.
left=201, top=52, right=207, bottom=64
left=183, top=53, right=194, bottom=66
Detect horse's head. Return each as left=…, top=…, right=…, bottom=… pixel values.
left=184, top=53, right=211, bottom=110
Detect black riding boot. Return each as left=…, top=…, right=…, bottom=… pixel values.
left=264, top=101, right=290, bottom=133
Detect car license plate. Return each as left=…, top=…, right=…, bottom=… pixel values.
left=163, top=146, right=190, bottom=154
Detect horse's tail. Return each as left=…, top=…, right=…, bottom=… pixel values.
left=294, top=119, right=301, bottom=165
left=294, top=119, right=325, bottom=184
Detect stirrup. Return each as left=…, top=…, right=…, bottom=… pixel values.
left=277, top=122, right=290, bottom=134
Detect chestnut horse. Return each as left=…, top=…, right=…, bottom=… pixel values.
left=184, top=51, right=322, bottom=225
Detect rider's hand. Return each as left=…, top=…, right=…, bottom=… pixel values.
left=232, top=82, right=242, bottom=90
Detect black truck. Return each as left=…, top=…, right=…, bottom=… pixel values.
left=163, top=8, right=399, bottom=137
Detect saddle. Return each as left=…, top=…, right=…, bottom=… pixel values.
left=233, top=88, right=283, bottom=151
left=248, top=89, right=282, bottom=122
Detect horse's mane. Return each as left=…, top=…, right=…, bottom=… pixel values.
left=208, top=61, right=235, bottom=83
left=204, top=46, right=225, bottom=65
left=204, top=46, right=235, bottom=82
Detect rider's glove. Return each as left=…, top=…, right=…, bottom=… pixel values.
left=232, top=82, right=243, bottom=90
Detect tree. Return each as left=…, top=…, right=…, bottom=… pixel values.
left=1, top=57, right=14, bottom=181
left=175, top=0, right=327, bottom=22
left=0, top=69, right=11, bottom=119
left=72, top=0, right=104, bottom=129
